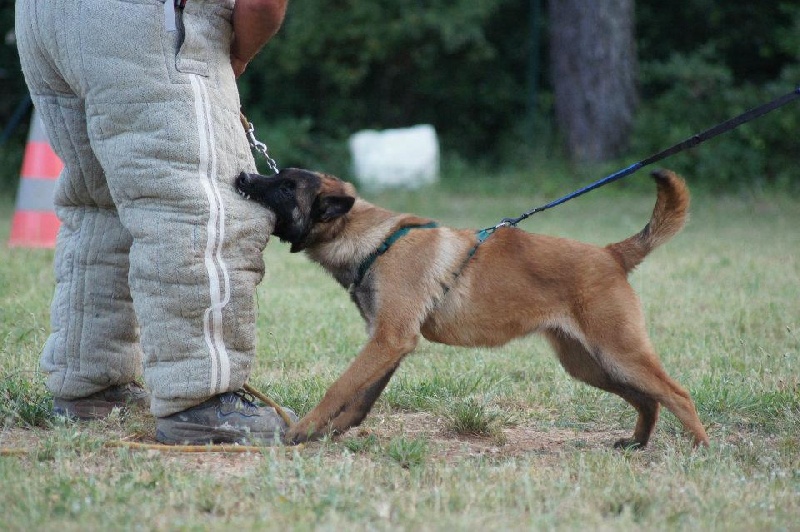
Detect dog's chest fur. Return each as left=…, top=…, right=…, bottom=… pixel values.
left=324, top=224, right=476, bottom=335
left=307, top=208, right=403, bottom=289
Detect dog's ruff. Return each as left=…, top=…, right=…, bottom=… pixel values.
left=236, top=168, right=710, bottom=449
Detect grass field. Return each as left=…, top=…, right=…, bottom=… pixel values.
left=1, top=167, right=798, bottom=530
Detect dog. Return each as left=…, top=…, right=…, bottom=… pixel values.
left=236, top=167, right=710, bottom=448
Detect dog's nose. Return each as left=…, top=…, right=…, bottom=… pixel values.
left=236, top=172, right=252, bottom=187
left=235, top=172, right=254, bottom=199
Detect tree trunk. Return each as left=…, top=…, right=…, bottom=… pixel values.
left=549, top=0, right=637, bottom=162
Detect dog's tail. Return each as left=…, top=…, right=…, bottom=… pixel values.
left=607, top=169, right=690, bottom=274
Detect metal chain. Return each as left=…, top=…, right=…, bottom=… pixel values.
left=240, top=113, right=280, bottom=174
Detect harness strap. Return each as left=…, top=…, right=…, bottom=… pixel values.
left=352, top=222, right=501, bottom=298
left=354, top=222, right=438, bottom=287
left=438, top=227, right=497, bottom=297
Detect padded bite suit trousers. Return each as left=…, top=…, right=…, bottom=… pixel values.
left=16, top=0, right=275, bottom=416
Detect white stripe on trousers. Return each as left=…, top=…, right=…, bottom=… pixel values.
left=190, top=75, right=232, bottom=394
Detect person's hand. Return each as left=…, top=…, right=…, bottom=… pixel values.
left=230, top=0, right=288, bottom=78
left=231, top=56, right=249, bottom=78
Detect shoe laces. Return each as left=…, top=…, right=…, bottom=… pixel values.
left=220, top=390, right=260, bottom=414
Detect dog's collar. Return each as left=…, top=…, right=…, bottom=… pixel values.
left=353, top=222, right=439, bottom=288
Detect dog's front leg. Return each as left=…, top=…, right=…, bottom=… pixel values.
left=324, top=362, right=400, bottom=433
left=284, top=330, right=418, bottom=444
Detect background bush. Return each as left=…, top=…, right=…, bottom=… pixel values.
left=239, top=0, right=531, bottom=171
left=1, top=1, right=798, bottom=191
left=631, top=48, right=800, bottom=192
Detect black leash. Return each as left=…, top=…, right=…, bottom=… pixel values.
left=347, top=87, right=800, bottom=295
left=488, top=85, right=800, bottom=231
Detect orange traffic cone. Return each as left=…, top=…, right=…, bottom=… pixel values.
left=8, top=108, right=63, bottom=248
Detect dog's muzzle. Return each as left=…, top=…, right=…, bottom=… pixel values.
left=235, top=172, right=254, bottom=199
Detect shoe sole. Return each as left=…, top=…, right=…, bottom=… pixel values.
left=155, top=421, right=285, bottom=446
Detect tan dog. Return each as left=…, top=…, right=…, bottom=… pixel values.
left=236, top=168, right=709, bottom=448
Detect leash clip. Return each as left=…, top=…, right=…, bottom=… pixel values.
left=242, top=118, right=280, bottom=175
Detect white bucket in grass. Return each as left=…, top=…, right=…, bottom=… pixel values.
left=349, top=124, right=439, bottom=190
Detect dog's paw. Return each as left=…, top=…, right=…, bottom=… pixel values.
left=283, top=420, right=321, bottom=445
left=282, top=429, right=307, bottom=446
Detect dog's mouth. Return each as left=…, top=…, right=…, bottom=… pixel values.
left=235, top=172, right=256, bottom=200
left=235, top=172, right=290, bottom=242
left=234, top=171, right=315, bottom=251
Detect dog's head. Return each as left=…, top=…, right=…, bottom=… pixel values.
left=236, top=168, right=356, bottom=252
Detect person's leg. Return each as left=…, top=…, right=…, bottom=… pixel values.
left=16, top=0, right=147, bottom=417
left=18, top=0, right=289, bottom=441
left=77, top=0, right=275, bottom=418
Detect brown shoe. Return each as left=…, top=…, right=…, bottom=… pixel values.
left=52, top=383, right=150, bottom=420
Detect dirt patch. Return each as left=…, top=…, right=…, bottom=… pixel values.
left=0, top=411, right=628, bottom=469
left=351, top=411, right=628, bottom=462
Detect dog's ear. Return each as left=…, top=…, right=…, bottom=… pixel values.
left=315, top=194, right=355, bottom=222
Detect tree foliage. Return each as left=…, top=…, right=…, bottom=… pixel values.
left=2, top=1, right=799, bottom=190
left=238, top=0, right=530, bottom=170
left=637, top=2, right=798, bottom=84
left=634, top=1, right=800, bottom=189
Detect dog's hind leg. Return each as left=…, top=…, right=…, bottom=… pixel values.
left=592, top=323, right=708, bottom=447
left=546, top=330, right=661, bottom=448
left=613, top=356, right=709, bottom=448
left=555, top=309, right=709, bottom=447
